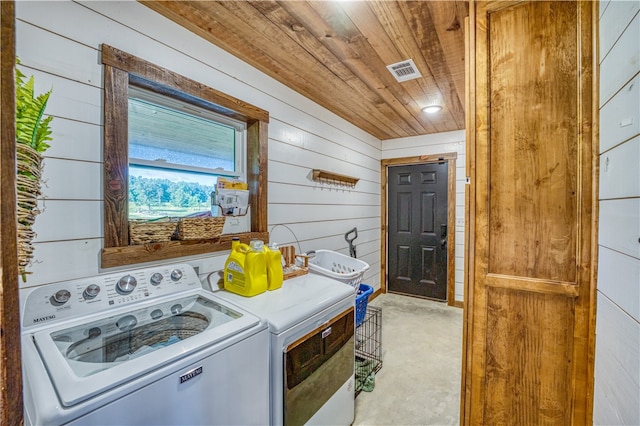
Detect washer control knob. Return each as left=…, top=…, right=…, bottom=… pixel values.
left=116, top=315, right=137, bottom=331
left=170, top=304, right=183, bottom=315
left=170, top=269, right=183, bottom=282
left=88, top=327, right=102, bottom=338
left=83, top=284, right=101, bottom=300
left=150, top=309, right=163, bottom=320
left=116, top=275, right=137, bottom=295
left=51, top=289, right=71, bottom=306
left=150, top=273, right=164, bottom=286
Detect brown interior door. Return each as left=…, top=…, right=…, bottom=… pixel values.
left=387, top=162, right=448, bottom=301
left=462, top=1, right=598, bottom=424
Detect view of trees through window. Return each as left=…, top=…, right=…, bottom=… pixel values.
left=127, top=88, right=242, bottom=221
left=128, top=167, right=216, bottom=220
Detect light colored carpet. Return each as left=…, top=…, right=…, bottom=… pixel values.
left=353, top=293, right=464, bottom=426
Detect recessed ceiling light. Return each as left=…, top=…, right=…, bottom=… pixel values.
left=422, top=105, right=442, bottom=114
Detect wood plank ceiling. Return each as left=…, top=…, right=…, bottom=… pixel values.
left=142, top=1, right=468, bottom=141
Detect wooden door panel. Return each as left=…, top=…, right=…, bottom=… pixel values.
left=396, top=192, right=411, bottom=233
left=464, top=1, right=597, bottom=424
left=484, top=287, right=575, bottom=425
left=488, top=1, right=578, bottom=282
left=396, top=245, right=411, bottom=280
left=420, top=192, right=436, bottom=234
left=420, top=245, right=437, bottom=286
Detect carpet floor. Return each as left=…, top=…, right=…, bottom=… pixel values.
left=353, top=292, right=464, bottom=426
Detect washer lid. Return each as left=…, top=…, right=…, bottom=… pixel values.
left=30, top=290, right=262, bottom=407
left=217, top=274, right=355, bottom=334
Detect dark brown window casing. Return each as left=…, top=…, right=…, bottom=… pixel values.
left=101, top=44, right=269, bottom=268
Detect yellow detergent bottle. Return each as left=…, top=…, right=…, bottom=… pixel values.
left=265, top=244, right=284, bottom=291
left=224, top=240, right=268, bottom=297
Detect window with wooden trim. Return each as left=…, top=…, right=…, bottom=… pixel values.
left=100, top=44, right=269, bottom=269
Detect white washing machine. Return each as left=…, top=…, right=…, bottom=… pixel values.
left=215, top=273, right=356, bottom=425
left=20, top=263, right=269, bottom=426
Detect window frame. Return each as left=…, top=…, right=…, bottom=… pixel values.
left=128, top=85, right=246, bottom=180
left=101, top=44, right=269, bottom=269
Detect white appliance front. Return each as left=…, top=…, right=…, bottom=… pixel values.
left=215, top=273, right=356, bottom=425
left=21, top=263, right=269, bottom=426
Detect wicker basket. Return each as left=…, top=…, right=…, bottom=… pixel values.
left=129, top=220, right=178, bottom=245
left=177, top=216, right=225, bottom=240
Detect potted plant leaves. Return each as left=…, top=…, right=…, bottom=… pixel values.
left=15, top=59, right=53, bottom=281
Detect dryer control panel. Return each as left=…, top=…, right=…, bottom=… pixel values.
left=21, top=263, right=201, bottom=329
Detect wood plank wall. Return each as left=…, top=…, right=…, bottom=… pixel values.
left=381, top=130, right=466, bottom=302
left=14, top=1, right=381, bottom=290
left=594, top=1, right=640, bottom=424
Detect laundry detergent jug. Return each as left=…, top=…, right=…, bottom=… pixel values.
left=224, top=240, right=268, bottom=297
left=265, top=244, right=284, bottom=291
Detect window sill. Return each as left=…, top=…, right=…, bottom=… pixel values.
left=101, top=231, right=269, bottom=269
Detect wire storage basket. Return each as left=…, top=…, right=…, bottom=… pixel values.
left=355, top=305, right=382, bottom=396
left=307, top=249, right=370, bottom=289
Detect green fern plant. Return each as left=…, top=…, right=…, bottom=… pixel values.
left=16, top=60, right=53, bottom=152
left=15, top=59, right=53, bottom=281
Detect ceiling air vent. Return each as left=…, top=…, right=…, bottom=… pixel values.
left=386, top=59, right=422, bottom=82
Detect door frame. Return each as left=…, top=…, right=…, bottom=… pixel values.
left=0, top=1, right=23, bottom=424
left=381, top=153, right=458, bottom=306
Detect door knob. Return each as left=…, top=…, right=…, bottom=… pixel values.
left=440, top=238, right=447, bottom=250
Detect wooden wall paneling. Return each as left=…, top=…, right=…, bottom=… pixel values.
left=599, top=74, right=640, bottom=152
left=15, top=1, right=380, bottom=287
left=597, top=247, right=640, bottom=322
left=142, top=1, right=402, bottom=140
left=268, top=119, right=380, bottom=165
left=20, top=239, right=103, bottom=288
left=599, top=1, right=640, bottom=62
left=0, top=2, right=23, bottom=424
left=267, top=182, right=379, bottom=205
left=40, top=158, right=101, bottom=200
left=599, top=198, right=640, bottom=258
left=593, top=294, right=640, bottom=425
left=464, top=1, right=597, bottom=424
left=32, top=200, right=102, bottom=242
left=268, top=218, right=381, bottom=244
left=599, top=136, right=640, bottom=199
left=599, top=13, right=639, bottom=104
left=17, top=0, right=381, bottom=150
left=16, top=20, right=102, bottom=87
left=42, top=118, right=102, bottom=163
left=269, top=203, right=380, bottom=225
left=25, top=68, right=101, bottom=125
left=268, top=137, right=380, bottom=184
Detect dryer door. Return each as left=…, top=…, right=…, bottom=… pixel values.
left=284, top=307, right=354, bottom=425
